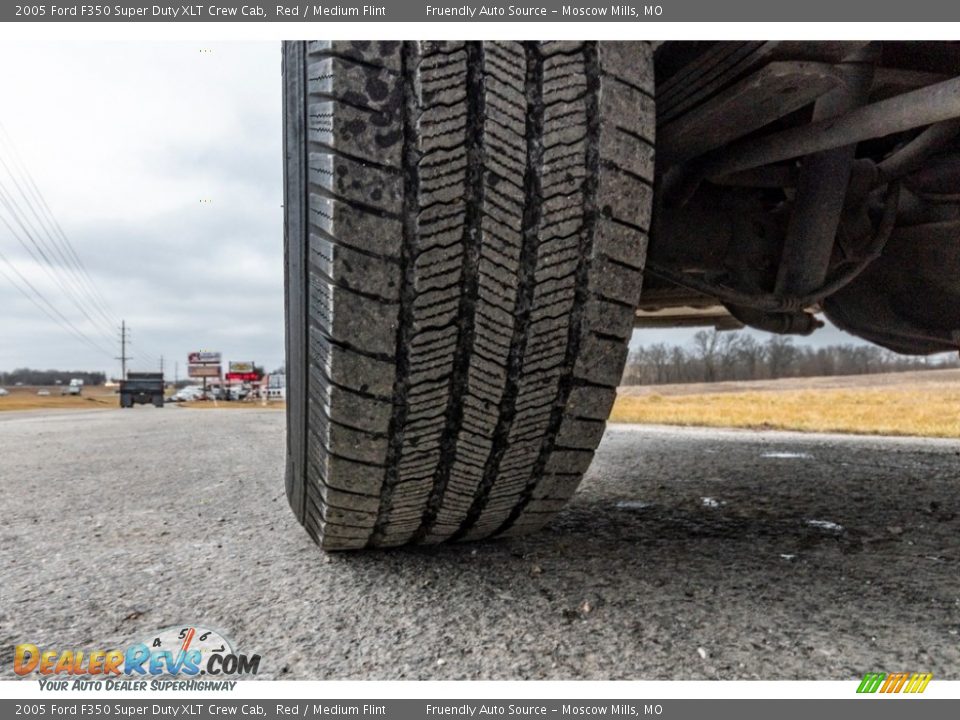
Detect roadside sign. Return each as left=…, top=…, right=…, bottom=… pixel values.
left=188, top=364, right=222, bottom=378
left=226, top=372, right=260, bottom=382
left=229, top=361, right=255, bottom=374
left=188, top=351, right=221, bottom=364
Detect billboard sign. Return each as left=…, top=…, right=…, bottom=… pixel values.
left=226, top=372, right=260, bottom=382
left=228, top=361, right=255, bottom=374
left=188, top=364, right=222, bottom=378
left=188, top=351, right=221, bottom=364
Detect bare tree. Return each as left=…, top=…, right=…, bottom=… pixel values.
left=736, top=335, right=765, bottom=380
left=648, top=343, right=670, bottom=384
left=718, top=332, right=746, bottom=380
left=692, top=330, right=721, bottom=382
left=670, top=345, right=687, bottom=383
left=620, top=330, right=957, bottom=386
left=765, top=336, right=798, bottom=379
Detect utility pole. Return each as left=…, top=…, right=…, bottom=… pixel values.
left=115, top=320, right=131, bottom=380
left=160, top=355, right=165, bottom=378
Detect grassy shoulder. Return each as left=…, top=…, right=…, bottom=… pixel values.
left=0, top=387, right=116, bottom=411
left=611, top=379, right=960, bottom=439
left=0, top=387, right=285, bottom=412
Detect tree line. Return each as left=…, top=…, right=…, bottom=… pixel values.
left=0, top=368, right=107, bottom=387
left=622, top=330, right=959, bottom=386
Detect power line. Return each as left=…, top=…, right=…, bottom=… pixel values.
left=0, top=246, right=114, bottom=358
left=0, top=144, right=119, bottom=341
left=0, top=135, right=121, bottom=346
left=124, top=329, right=165, bottom=375
left=127, top=330, right=161, bottom=366
left=131, top=333, right=165, bottom=370
left=0, top=192, right=118, bottom=346
left=0, top=153, right=114, bottom=333
left=120, top=324, right=166, bottom=377
left=0, top=121, right=164, bottom=367
left=129, top=351, right=161, bottom=372
left=0, top=122, right=120, bottom=331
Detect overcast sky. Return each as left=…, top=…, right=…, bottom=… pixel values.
left=0, top=41, right=875, bottom=379
left=0, top=42, right=283, bottom=377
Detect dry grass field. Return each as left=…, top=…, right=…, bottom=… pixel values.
left=612, top=368, right=960, bottom=439
left=0, top=386, right=118, bottom=411
left=0, top=386, right=286, bottom=412
left=4, top=370, right=957, bottom=438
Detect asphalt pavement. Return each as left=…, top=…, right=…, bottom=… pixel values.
left=1, top=407, right=958, bottom=680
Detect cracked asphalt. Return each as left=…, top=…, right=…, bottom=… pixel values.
left=1, top=407, right=958, bottom=680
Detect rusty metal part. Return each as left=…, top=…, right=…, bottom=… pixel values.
left=657, top=41, right=866, bottom=126
left=824, top=218, right=960, bottom=354
left=903, top=153, right=960, bottom=196
left=633, top=305, right=744, bottom=331
left=710, top=120, right=960, bottom=192
left=876, top=119, right=960, bottom=182
left=711, top=165, right=797, bottom=188
left=808, top=182, right=901, bottom=299
left=644, top=182, right=900, bottom=318
left=658, top=42, right=766, bottom=124
left=635, top=282, right=743, bottom=331
left=658, top=61, right=846, bottom=166
left=636, top=282, right=721, bottom=312
left=645, top=262, right=809, bottom=314
left=666, top=74, right=960, bottom=204
left=871, top=67, right=951, bottom=100
left=775, top=50, right=877, bottom=298
left=647, top=184, right=735, bottom=272
left=724, top=304, right=823, bottom=336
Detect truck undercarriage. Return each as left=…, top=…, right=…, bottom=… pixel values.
left=640, top=41, right=960, bottom=357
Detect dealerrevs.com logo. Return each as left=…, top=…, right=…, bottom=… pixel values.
left=14, top=625, right=260, bottom=691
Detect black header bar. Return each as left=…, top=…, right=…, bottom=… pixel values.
left=5, top=1, right=960, bottom=22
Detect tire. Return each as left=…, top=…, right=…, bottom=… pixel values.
left=283, top=41, right=654, bottom=549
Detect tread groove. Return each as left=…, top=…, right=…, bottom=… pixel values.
left=494, top=41, right=602, bottom=537
left=449, top=42, right=545, bottom=541
left=409, top=42, right=487, bottom=543
left=369, top=41, right=422, bottom=547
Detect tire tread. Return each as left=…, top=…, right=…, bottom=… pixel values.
left=284, top=41, right=653, bottom=549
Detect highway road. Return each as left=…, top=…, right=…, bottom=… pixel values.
left=1, top=408, right=957, bottom=679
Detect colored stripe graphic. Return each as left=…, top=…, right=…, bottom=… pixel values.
left=905, top=673, right=933, bottom=694
left=881, top=672, right=905, bottom=693
left=857, top=672, right=932, bottom=694
left=857, top=673, right=886, bottom=693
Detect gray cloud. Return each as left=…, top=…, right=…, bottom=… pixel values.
left=0, top=41, right=285, bottom=375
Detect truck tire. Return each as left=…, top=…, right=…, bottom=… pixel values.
left=283, top=40, right=654, bottom=549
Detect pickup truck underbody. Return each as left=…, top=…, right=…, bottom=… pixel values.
left=639, top=41, right=960, bottom=357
